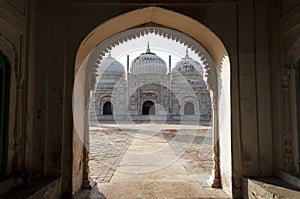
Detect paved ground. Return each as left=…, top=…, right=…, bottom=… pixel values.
left=89, top=127, right=133, bottom=183
left=78, top=121, right=229, bottom=199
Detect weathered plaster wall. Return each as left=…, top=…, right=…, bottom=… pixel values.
left=0, top=0, right=33, bottom=176
left=273, top=0, right=300, bottom=176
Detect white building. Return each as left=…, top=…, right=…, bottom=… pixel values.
left=90, top=45, right=212, bottom=121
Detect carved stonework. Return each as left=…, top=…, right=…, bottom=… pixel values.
left=288, top=38, right=300, bottom=69
left=282, top=77, right=295, bottom=172
left=284, top=135, right=295, bottom=172
left=0, top=34, right=17, bottom=73
left=209, top=140, right=221, bottom=187
left=287, top=39, right=300, bottom=173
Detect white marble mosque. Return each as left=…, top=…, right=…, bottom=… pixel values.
left=90, top=44, right=212, bottom=121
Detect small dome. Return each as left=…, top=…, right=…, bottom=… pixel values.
left=172, top=49, right=203, bottom=75
left=130, top=43, right=167, bottom=75
left=97, top=52, right=125, bottom=83
left=98, top=52, right=125, bottom=74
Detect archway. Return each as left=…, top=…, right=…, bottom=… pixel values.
left=184, top=102, right=194, bottom=115
left=103, top=101, right=113, bottom=115
left=142, top=101, right=155, bottom=115
left=73, top=6, right=232, bottom=196
left=0, top=53, right=10, bottom=176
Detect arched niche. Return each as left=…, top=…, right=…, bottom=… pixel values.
left=184, top=102, right=195, bottom=115
left=286, top=38, right=300, bottom=174
left=103, top=101, right=113, bottom=115
left=73, top=6, right=232, bottom=196
left=0, top=35, right=19, bottom=176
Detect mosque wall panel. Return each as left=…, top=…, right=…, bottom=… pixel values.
left=0, top=0, right=33, bottom=176
left=237, top=0, right=259, bottom=176
left=277, top=0, right=300, bottom=177
left=254, top=0, right=273, bottom=176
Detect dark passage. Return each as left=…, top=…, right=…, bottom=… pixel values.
left=142, top=101, right=155, bottom=115
left=103, top=101, right=113, bottom=115
left=0, top=53, right=10, bottom=176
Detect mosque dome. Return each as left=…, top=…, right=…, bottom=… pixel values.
left=172, top=49, right=203, bottom=75
left=130, top=43, right=167, bottom=75
left=98, top=52, right=125, bottom=74
left=97, top=52, right=125, bottom=83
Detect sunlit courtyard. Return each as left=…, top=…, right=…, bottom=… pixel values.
left=74, top=121, right=229, bottom=199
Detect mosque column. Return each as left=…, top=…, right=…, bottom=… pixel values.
left=208, top=95, right=221, bottom=188
left=82, top=63, right=98, bottom=189
left=202, top=54, right=221, bottom=187
left=168, top=55, right=172, bottom=118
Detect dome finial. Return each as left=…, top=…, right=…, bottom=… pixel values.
left=146, top=41, right=151, bottom=53
left=185, top=47, right=189, bottom=58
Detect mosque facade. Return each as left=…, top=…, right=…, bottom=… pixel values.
left=90, top=45, right=212, bottom=121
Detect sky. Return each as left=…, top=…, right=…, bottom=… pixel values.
left=105, top=33, right=203, bottom=73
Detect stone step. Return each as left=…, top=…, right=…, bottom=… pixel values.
left=0, top=177, right=60, bottom=199
left=243, top=177, right=300, bottom=199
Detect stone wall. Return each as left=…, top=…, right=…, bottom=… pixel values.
left=0, top=0, right=34, bottom=177
left=273, top=0, right=300, bottom=179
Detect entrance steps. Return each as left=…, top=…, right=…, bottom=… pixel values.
left=243, top=177, right=300, bottom=199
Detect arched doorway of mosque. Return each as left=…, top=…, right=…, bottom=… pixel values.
left=142, top=100, right=155, bottom=115
left=103, top=101, right=113, bottom=115
left=184, top=102, right=194, bottom=115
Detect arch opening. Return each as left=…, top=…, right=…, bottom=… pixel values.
left=103, top=101, right=113, bottom=115
left=73, top=6, right=232, bottom=197
left=142, top=100, right=155, bottom=115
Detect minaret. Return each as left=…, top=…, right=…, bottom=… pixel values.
left=127, top=55, right=130, bottom=112
left=169, top=55, right=172, bottom=117
left=127, top=55, right=129, bottom=74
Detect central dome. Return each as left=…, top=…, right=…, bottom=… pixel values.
left=130, top=43, right=167, bottom=75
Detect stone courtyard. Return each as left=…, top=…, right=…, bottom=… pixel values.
left=79, top=121, right=229, bottom=199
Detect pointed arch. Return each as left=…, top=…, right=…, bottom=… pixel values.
left=75, top=6, right=228, bottom=73
left=73, top=6, right=232, bottom=196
